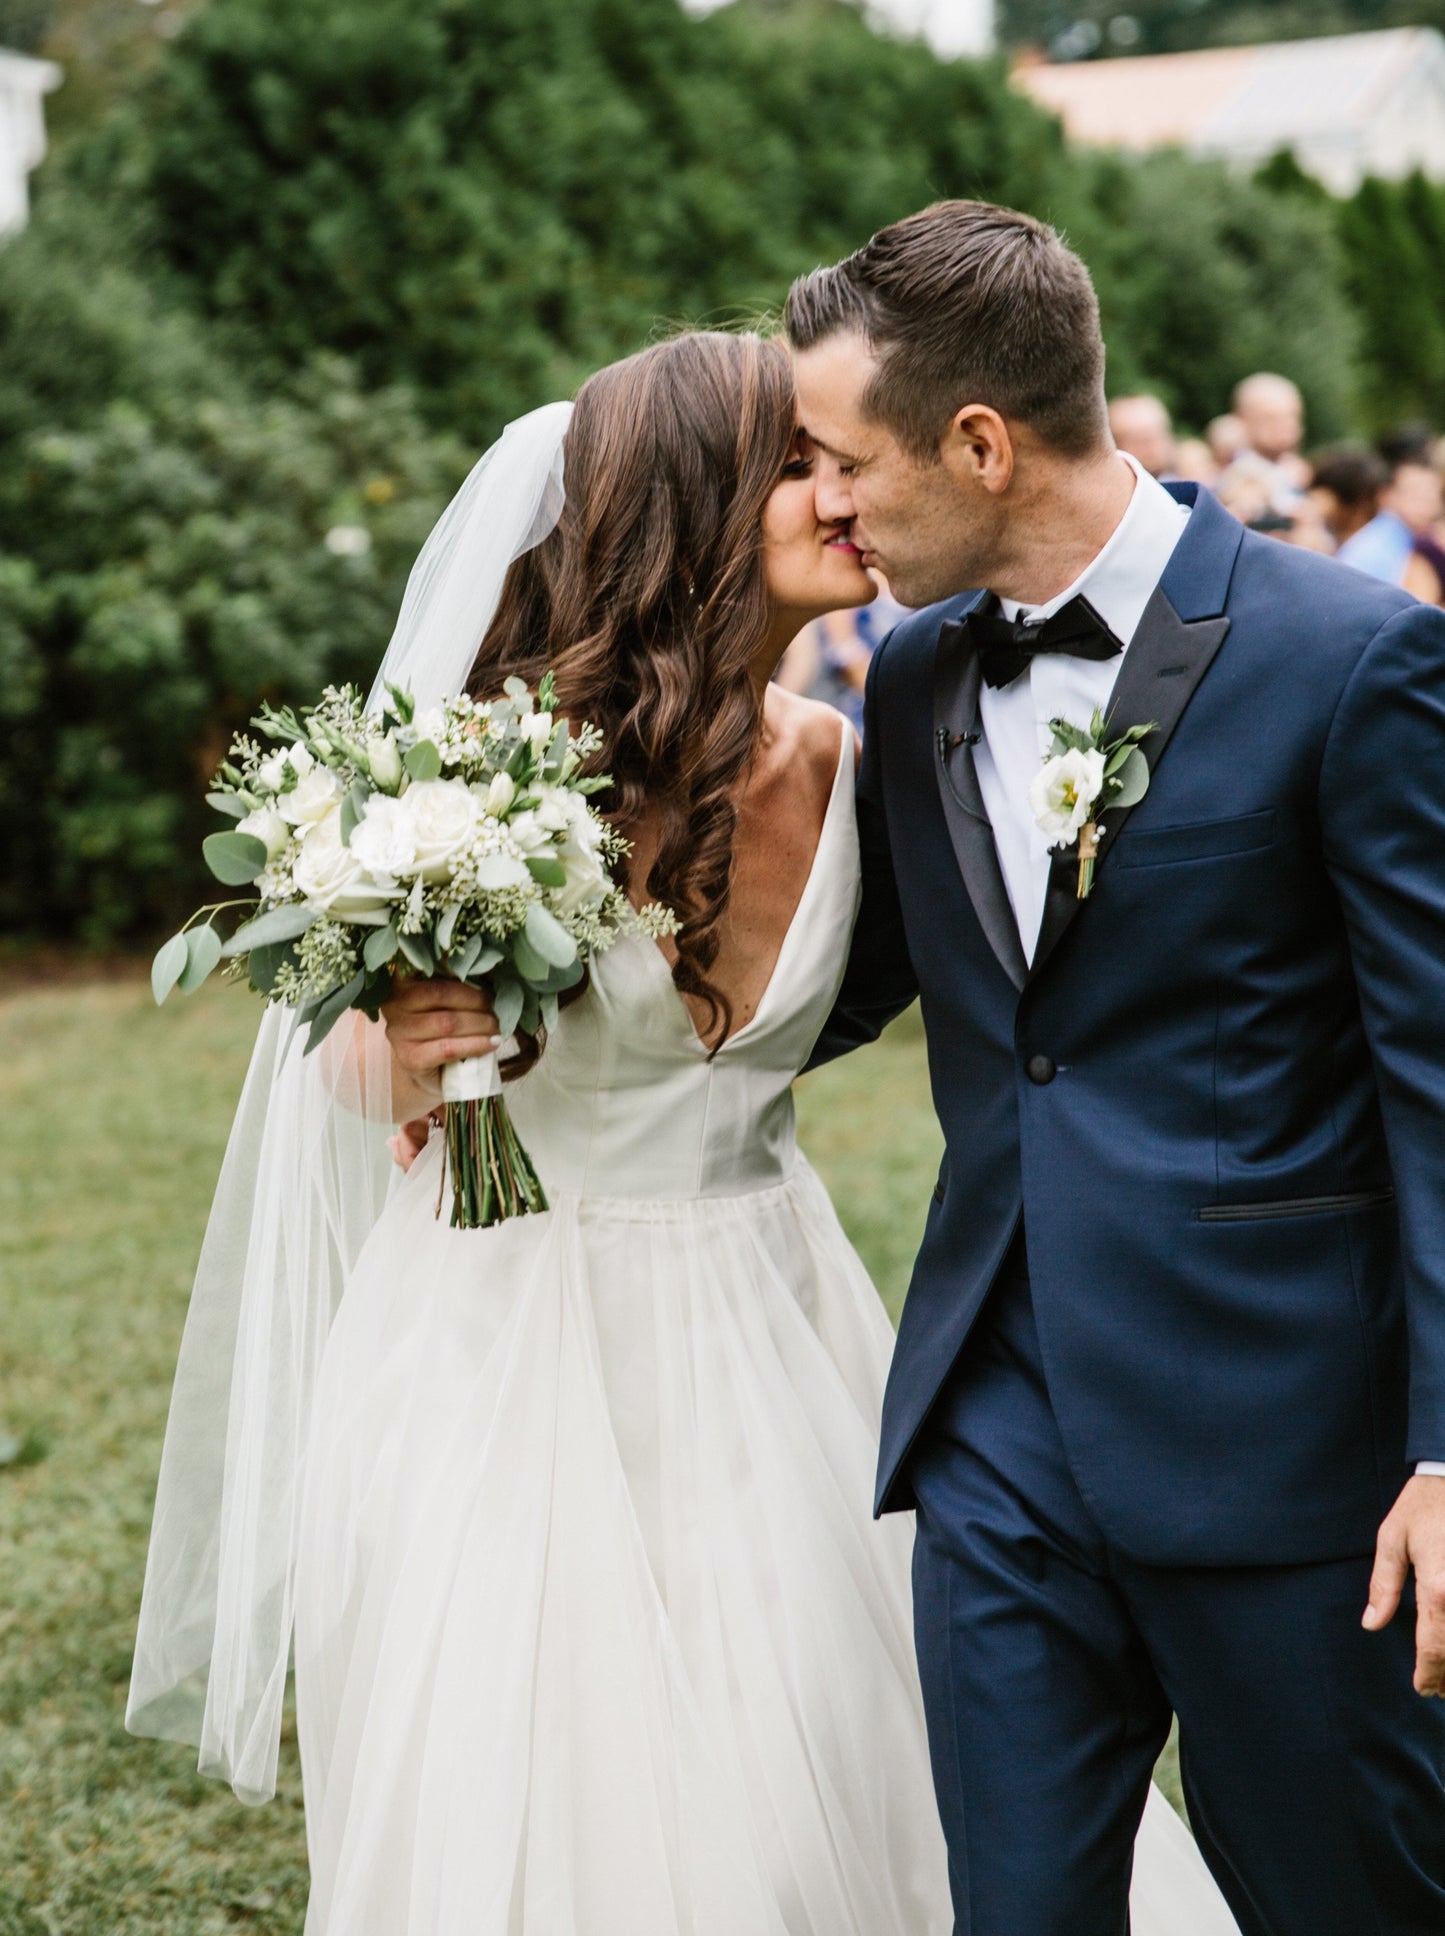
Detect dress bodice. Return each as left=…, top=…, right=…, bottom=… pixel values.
left=506, top=725, right=859, bottom=1202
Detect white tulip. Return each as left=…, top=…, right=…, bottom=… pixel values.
left=365, top=733, right=404, bottom=793
left=484, top=772, right=516, bottom=816
left=1029, top=748, right=1106, bottom=848
left=521, top=711, right=555, bottom=749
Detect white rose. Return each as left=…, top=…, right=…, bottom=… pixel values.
left=278, top=764, right=343, bottom=827
left=483, top=772, right=516, bottom=816
left=293, top=805, right=402, bottom=916
left=257, top=744, right=314, bottom=794
left=349, top=795, right=419, bottom=879
left=505, top=808, right=552, bottom=856
left=404, top=778, right=479, bottom=882
left=365, top=733, right=403, bottom=793
left=236, top=806, right=290, bottom=862
left=1028, top=747, right=1106, bottom=847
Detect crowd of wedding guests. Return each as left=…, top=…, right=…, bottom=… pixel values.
left=780, top=372, right=1445, bottom=712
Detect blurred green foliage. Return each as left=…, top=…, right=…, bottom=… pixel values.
left=0, top=0, right=1431, bottom=939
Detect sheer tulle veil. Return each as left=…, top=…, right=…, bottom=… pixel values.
left=125, top=403, right=574, bottom=1804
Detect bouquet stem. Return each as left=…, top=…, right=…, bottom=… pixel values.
left=440, top=1053, right=548, bottom=1229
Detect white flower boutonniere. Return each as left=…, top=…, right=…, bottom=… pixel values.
left=1028, top=707, right=1158, bottom=900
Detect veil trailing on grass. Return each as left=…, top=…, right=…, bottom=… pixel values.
left=126, top=403, right=573, bottom=1804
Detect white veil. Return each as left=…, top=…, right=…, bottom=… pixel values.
left=126, top=402, right=574, bottom=1804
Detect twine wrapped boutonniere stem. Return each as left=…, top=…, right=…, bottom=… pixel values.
left=1028, top=708, right=1158, bottom=899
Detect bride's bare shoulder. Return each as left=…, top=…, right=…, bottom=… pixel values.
left=762, top=685, right=857, bottom=781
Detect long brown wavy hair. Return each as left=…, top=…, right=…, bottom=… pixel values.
left=469, top=331, right=797, bottom=1046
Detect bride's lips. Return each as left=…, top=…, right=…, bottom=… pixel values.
left=824, top=535, right=865, bottom=559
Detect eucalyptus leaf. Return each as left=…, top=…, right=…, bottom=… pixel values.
left=363, top=924, right=400, bottom=972
left=473, top=946, right=504, bottom=975
left=524, top=902, right=579, bottom=968
left=493, top=975, right=525, bottom=1040
left=397, top=931, right=435, bottom=975
left=178, top=923, right=223, bottom=994
left=151, top=932, right=189, bottom=1006
left=303, top=972, right=367, bottom=1056
left=451, top=932, right=483, bottom=981
left=1109, top=746, right=1152, bottom=811
left=221, top=902, right=318, bottom=958
left=248, top=939, right=299, bottom=995
left=511, top=934, right=549, bottom=983
left=540, top=992, right=560, bottom=1033
left=520, top=991, right=542, bottom=1037
left=436, top=904, right=461, bottom=955
left=205, top=791, right=248, bottom=820
left=525, top=855, right=567, bottom=888
left=544, top=719, right=570, bottom=775
left=404, top=740, right=442, bottom=782
left=340, top=780, right=371, bottom=847
left=202, top=830, right=269, bottom=886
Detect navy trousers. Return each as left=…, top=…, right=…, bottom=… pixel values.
left=908, top=1243, right=1445, bottom=1935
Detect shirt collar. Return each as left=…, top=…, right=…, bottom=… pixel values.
left=999, top=453, right=1191, bottom=650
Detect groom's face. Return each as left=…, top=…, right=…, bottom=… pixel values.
left=793, top=334, right=1002, bottom=608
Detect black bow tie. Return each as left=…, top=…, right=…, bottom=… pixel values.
left=964, top=594, right=1123, bottom=690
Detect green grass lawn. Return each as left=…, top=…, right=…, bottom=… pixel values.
left=0, top=980, right=1179, bottom=1932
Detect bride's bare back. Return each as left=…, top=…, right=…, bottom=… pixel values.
left=628, top=686, right=854, bottom=1050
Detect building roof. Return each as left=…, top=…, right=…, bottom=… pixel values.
left=1014, top=28, right=1445, bottom=181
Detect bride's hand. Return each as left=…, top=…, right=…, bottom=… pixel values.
left=380, top=977, right=502, bottom=1115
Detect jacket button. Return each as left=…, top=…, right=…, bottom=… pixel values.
left=1026, top=1054, right=1056, bottom=1086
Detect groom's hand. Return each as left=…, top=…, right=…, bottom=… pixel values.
left=1364, top=1475, right=1445, bottom=1694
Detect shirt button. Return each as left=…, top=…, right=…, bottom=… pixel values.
left=1026, top=1054, right=1056, bottom=1086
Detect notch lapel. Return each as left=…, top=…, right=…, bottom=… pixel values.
left=1029, top=585, right=1231, bottom=978
left=933, top=616, right=1030, bottom=991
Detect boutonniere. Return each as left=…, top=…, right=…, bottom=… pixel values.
left=1028, top=708, right=1158, bottom=900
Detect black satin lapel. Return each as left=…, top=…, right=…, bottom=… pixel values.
left=1030, top=587, right=1231, bottom=979
left=933, top=620, right=1029, bottom=991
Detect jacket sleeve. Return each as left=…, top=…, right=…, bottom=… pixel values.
left=805, top=635, right=920, bottom=1072
left=1319, top=599, right=1445, bottom=1462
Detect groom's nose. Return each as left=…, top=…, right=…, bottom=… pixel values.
left=814, top=458, right=855, bottom=524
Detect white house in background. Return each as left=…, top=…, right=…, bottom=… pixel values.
left=1013, top=28, right=1445, bottom=194
left=0, top=46, right=61, bottom=237
left=680, top=0, right=995, bottom=61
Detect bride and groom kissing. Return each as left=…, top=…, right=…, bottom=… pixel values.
left=130, top=199, right=1445, bottom=1932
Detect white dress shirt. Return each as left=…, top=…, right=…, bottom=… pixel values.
left=970, top=460, right=1445, bottom=1483
left=974, top=453, right=1189, bottom=963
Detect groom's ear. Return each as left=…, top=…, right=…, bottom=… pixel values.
left=940, top=405, right=1014, bottom=497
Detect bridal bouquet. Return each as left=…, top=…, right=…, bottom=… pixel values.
left=153, top=675, right=672, bottom=1228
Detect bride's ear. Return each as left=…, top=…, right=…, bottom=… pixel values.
left=941, top=405, right=1014, bottom=496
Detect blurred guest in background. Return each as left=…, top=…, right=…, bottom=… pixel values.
left=1170, top=437, right=1217, bottom=486
left=1338, top=450, right=1444, bottom=585
left=1206, top=412, right=1247, bottom=471
left=1216, top=371, right=1309, bottom=510
left=1108, top=393, right=1175, bottom=478
left=1308, top=444, right=1388, bottom=550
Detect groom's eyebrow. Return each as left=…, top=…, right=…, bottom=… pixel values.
left=802, top=429, right=865, bottom=463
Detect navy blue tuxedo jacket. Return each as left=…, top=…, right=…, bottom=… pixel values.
left=813, top=483, right=1445, bottom=1565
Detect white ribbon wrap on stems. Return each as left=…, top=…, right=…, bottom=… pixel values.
left=441, top=1051, right=504, bottom=1105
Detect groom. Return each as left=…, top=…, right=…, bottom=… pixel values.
left=790, top=201, right=1445, bottom=1933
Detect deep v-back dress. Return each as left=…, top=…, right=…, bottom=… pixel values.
left=292, top=725, right=1238, bottom=1935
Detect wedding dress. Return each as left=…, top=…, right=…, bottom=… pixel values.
left=292, top=721, right=1240, bottom=1935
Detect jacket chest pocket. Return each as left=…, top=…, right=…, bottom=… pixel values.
left=1116, top=809, right=1276, bottom=869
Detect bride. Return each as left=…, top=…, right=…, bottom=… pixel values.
left=128, top=330, right=1238, bottom=1934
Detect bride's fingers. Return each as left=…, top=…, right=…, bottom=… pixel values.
left=383, top=976, right=491, bottom=1015
left=389, top=1009, right=501, bottom=1046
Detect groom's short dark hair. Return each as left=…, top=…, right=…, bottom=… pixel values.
left=785, top=200, right=1109, bottom=461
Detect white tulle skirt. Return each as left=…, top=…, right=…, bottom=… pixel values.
left=293, top=1149, right=1238, bottom=1936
